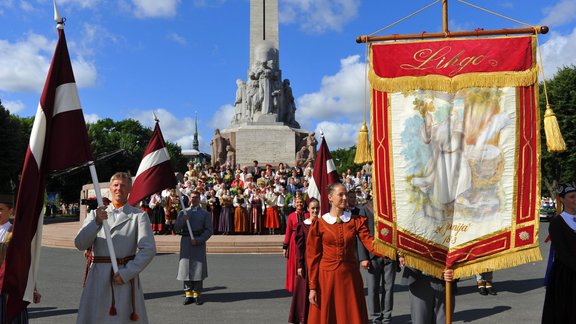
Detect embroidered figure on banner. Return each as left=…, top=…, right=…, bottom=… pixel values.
left=401, top=87, right=514, bottom=223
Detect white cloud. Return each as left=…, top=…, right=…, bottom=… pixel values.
left=0, top=34, right=52, bottom=92
left=129, top=108, right=199, bottom=149
left=0, top=33, right=97, bottom=92
left=19, top=1, right=34, bottom=11
left=57, top=0, right=101, bottom=9
left=541, top=27, right=576, bottom=78
left=167, top=32, right=188, bottom=46
left=84, top=113, right=100, bottom=124
left=2, top=99, right=25, bottom=114
left=540, top=0, right=576, bottom=27
left=279, top=0, right=360, bottom=34
left=315, top=121, right=362, bottom=149
left=296, top=55, right=366, bottom=129
left=132, top=0, right=181, bottom=18
left=209, top=104, right=235, bottom=132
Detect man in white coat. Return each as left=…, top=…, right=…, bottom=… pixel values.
left=75, top=172, right=156, bottom=323
left=176, top=190, right=213, bottom=305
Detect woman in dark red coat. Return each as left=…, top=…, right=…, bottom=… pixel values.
left=283, top=196, right=307, bottom=293
left=306, top=183, right=383, bottom=324
left=288, top=198, right=319, bottom=324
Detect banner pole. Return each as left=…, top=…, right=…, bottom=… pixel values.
left=442, top=0, right=449, bottom=33
left=356, top=25, right=548, bottom=43
left=176, top=188, right=195, bottom=242
left=446, top=275, right=452, bottom=324
left=88, top=162, right=119, bottom=274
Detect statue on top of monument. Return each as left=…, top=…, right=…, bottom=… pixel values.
left=233, top=79, right=246, bottom=124
left=282, top=79, right=299, bottom=128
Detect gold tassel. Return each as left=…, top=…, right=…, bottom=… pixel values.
left=543, top=104, right=566, bottom=153
left=354, top=122, right=372, bottom=164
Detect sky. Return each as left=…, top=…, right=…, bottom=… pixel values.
left=1, top=0, right=575, bottom=154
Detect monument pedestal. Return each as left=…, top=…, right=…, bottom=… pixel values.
left=221, top=125, right=308, bottom=167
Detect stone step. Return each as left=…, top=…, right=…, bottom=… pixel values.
left=41, top=220, right=284, bottom=254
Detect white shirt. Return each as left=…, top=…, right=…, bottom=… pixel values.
left=560, top=211, right=576, bottom=231
left=0, top=222, right=13, bottom=242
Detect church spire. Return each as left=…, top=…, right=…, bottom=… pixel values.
left=193, top=112, right=199, bottom=151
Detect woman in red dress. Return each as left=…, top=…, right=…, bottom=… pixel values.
left=306, top=183, right=383, bottom=324
left=289, top=198, right=319, bottom=324
left=283, top=196, right=307, bottom=293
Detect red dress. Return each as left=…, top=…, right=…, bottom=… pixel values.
left=288, top=220, right=311, bottom=323
left=284, top=210, right=307, bottom=293
left=306, top=213, right=380, bottom=324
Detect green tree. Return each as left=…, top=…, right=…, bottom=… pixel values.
left=0, top=104, right=33, bottom=194
left=540, top=65, right=576, bottom=197
left=330, top=145, right=361, bottom=176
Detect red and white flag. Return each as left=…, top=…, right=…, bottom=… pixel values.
left=1, top=26, right=93, bottom=320
left=307, top=136, right=339, bottom=215
left=128, top=121, right=177, bottom=206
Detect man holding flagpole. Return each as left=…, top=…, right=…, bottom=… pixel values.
left=175, top=190, right=213, bottom=305
left=75, top=172, right=156, bottom=323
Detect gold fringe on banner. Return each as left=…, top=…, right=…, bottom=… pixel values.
left=453, top=246, right=542, bottom=279
left=379, top=245, right=542, bottom=280
left=372, top=241, right=398, bottom=261
left=543, top=106, right=567, bottom=153
left=368, top=67, right=539, bottom=93
left=354, top=122, right=372, bottom=164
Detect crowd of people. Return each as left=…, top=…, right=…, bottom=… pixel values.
left=139, top=160, right=372, bottom=237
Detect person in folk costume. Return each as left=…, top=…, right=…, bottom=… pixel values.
left=175, top=191, right=213, bottom=305
left=542, top=183, right=576, bottom=324
left=283, top=196, right=307, bottom=293
left=205, top=189, right=221, bottom=235
left=264, top=186, right=280, bottom=235
left=148, top=192, right=165, bottom=235
left=288, top=198, right=319, bottom=324
left=75, top=172, right=156, bottom=323
left=249, top=188, right=265, bottom=235
left=0, top=194, right=42, bottom=323
left=164, top=189, right=180, bottom=235
left=233, top=193, right=249, bottom=234
left=277, top=186, right=288, bottom=235
left=306, top=183, right=385, bottom=324
left=357, top=197, right=399, bottom=324
left=218, top=189, right=234, bottom=235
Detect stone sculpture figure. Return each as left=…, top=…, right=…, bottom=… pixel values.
left=226, top=145, right=235, bottom=167
left=259, top=61, right=274, bottom=115
left=233, top=79, right=246, bottom=123
left=295, top=146, right=309, bottom=167
left=283, top=79, right=299, bottom=128
left=304, top=132, right=318, bottom=164
left=210, top=129, right=227, bottom=165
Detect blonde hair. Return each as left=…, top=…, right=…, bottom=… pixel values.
left=110, top=172, right=133, bottom=186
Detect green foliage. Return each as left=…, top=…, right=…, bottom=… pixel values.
left=330, top=145, right=361, bottom=176
left=0, top=104, right=32, bottom=194
left=540, top=65, right=576, bottom=196
left=0, top=110, right=186, bottom=202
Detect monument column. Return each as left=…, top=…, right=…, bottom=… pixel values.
left=250, top=0, right=279, bottom=69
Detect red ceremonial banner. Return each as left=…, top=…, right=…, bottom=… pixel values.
left=369, top=36, right=541, bottom=279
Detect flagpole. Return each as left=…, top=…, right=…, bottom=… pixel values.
left=176, top=187, right=196, bottom=241
left=88, top=162, right=119, bottom=273
left=54, top=0, right=118, bottom=273
left=151, top=111, right=195, bottom=242
left=446, top=275, right=452, bottom=324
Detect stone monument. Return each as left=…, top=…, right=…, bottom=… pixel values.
left=215, top=0, right=313, bottom=167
